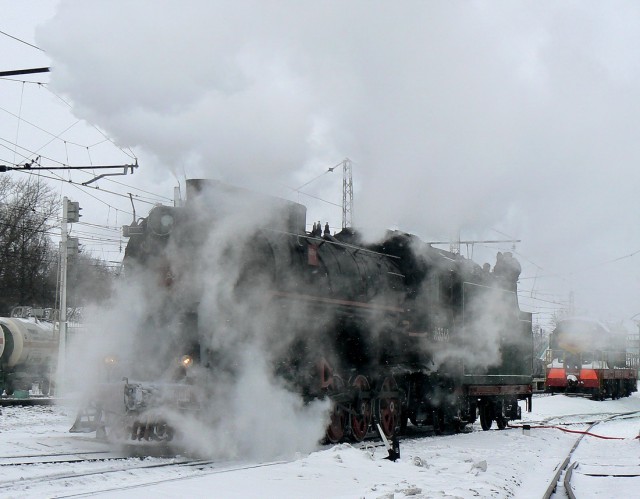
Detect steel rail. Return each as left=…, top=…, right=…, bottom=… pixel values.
left=50, top=459, right=290, bottom=499
left=541, top=410, right=640, bottom=498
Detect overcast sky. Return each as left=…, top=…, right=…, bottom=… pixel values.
left=2, top=0, right=640, bottom=328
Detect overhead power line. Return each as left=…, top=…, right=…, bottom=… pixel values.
left=38, top=84, right=137, bottom=161
left=0, top=30, right=45, bottom=52
left=519, top=248, right=640, bottom=281
left=294, top=161, right=341, bottom=191
left=0, top=81, right=138, bottom=184
left=1, top=137, right=166, bottom=204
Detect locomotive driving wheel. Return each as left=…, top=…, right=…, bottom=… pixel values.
left=325, top=376, right=346, bottom=444
left=349, top=375, right=371, bottom=442
left=377, top=376, right=400, bottom=438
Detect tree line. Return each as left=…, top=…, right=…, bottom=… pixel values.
left=0, top=176, right=117, bottom=316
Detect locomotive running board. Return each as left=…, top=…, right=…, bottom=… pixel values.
left=270, top=291, right=405, bottom=313
left=467, top=384, right=532, bottom=396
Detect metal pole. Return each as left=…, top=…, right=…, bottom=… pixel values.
left=56, top=197, right=69, bottom=396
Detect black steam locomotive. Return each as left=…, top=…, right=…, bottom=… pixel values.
left=95, top=179, right=532, bottom=443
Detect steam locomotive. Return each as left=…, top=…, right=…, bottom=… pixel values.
left=545, top=318, right=638, bottom=399
left=92, top=179, right=533, bottom=443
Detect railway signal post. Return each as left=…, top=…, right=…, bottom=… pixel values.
left=56, top=197, right=81, bottom=396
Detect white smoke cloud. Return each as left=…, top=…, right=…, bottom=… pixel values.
left=65, top=184, right=331, bottom=459
left=38, top=1, right=640, bottom=328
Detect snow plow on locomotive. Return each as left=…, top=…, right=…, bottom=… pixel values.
left=84, top=180, right=533, bottom=444
left=544, top=318, right=638, bottom=399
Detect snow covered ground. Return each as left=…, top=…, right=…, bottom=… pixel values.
left=1, top=392, right=639, bottom=498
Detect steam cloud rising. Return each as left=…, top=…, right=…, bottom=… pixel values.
left=37, top=1, right=640, bottom=320
left=69, top=189, right=332, bottom=460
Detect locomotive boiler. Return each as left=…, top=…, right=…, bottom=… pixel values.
left=92, top=179, right=533, bottom=443
left=545, top=318, right=638, bottom=399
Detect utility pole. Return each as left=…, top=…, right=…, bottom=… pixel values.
left=56, top=197, right=81, bottom=396
left=342, top=158, right=353, bottom=228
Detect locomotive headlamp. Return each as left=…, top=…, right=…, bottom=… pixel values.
left=160, top=214, right=174, bottom=231
left=180, top=355, right=193, bottom=368
left=148, top=206, right=176, bottom=236
left=104, top=355, right=117, bottom=366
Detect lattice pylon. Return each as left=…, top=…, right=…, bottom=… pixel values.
left=342, top=158, right=353, bottom=228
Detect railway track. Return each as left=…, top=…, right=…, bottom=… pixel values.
left=0, top=450, right=123, bottom=466
left=0, top=452, right=211, bottom=497
left=0, top=448, right=289, bottom=499
left=562, top=413, right=640, bottom=498
left=520, top=411, right=640, bottom=498
left=3, top=406, right=637, bottom=497
left=52, top=459, right=290, bottom=498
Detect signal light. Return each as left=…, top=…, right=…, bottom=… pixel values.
left=65, top=200, right=82, bottom=223
left=67, top=237, right=80, bottom=256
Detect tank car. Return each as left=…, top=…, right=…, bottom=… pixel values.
left=544, top=318, right=638, bottom=399
left=88, top=179, right=533, bottom=443
left=0, top=317, right=57, bottom=396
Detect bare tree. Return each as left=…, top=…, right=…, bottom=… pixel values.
left=0, top=176, right=59, bottom=314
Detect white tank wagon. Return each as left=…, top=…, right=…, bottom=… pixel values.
left=0, top=317, right=57, bottom=396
